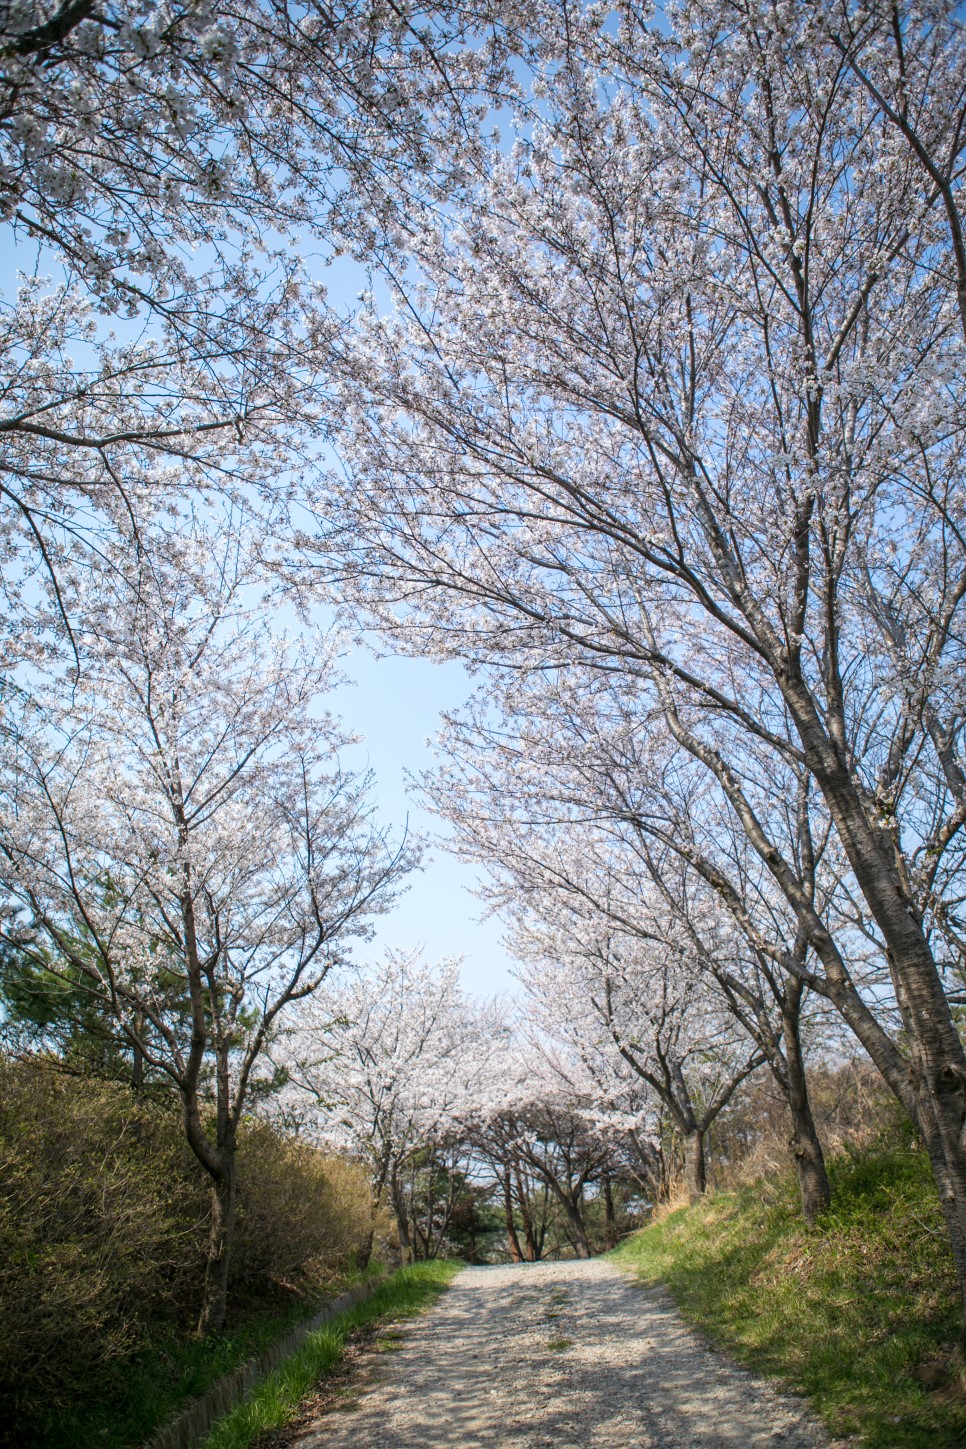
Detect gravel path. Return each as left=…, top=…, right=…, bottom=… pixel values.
left=294, top=1259, right=831, bottom=1448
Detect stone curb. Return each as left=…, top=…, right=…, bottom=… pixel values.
left=143, top=1274, right=388, bottom=1449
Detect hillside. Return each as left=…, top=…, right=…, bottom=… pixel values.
left=612, top=1148, right=966, bottom=1448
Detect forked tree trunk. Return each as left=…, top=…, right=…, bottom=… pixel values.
left=396, top=1216, right=414, bottom=1262
left=560, top=1194, right=592, bottom=1258
left=782, top=1007, right=831, bottom=1226
left=198, top=1162, right=237, bottom=1337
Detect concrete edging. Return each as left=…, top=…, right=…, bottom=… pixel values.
left=143, top=1274, right=388, bottom=1449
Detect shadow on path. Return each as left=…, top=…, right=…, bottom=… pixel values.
left=295, top=1259, right=829, bottom=1449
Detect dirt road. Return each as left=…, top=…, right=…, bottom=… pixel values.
left=294, top=1259, right=830, bottom=1448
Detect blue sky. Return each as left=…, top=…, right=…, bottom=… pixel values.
left=296, top=261, right=519, bottom=993
left=326, top=643, right=517, bottom=994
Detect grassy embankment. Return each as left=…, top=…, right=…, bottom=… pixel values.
left=612, top=1148, right=966, bottom=1448
left=1, top=1060, right=387, bottom=1449
left=198, top=1260, right=460, bottom=1449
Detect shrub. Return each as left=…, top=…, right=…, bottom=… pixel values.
left=612, top=1145, right=964, bottom=1447
left=0, top=1059, right=375, bottom=1443
left=705, top=1056, right=898, bottom=1191
left=0, top=1060, right=205, bottom=1426
left=232, top=1125, right=376, bottom=1295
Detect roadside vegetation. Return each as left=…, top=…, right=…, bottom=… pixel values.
left=199, top=1261, right=460, bottom=1449
left=613, top=1136, right=966, bottom=1449
left=0, top=1060, right=379, bottom=1449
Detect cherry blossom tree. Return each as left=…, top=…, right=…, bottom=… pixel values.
left=820, top=1, right=966, bottom=341
left=0, top=0, right=527, bottom=298
left=284, top=949, right=494, bottom=1264
left=0, top=270, right=322, bottom=672
left=0, top=507, right=411, bottom=1333
left=507, top=898, right=767, bottom=1204
left=288, top=951, right=638, bottom=1261
left=482, top=1122, right=556, bottom=1263
left=464, top=1039, right=620, bottom=1259
left=317, top=0, right=966, bottom=1312
left=425, top=669, right=852, bottom=1221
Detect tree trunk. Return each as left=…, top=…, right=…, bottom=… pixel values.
left=683, top=1129, right=706, bottom=1203
left=198, top=1161, right=237, bottom=1337
left=915, top=1098, right=966, bottom=1332
left=657, top=1132, right=673, bottom=1204
left=358, top=1155, right=391, bottom=1271
left=516, top=1166, right=539, bottom=1260
left=785, top=682, right=966, bottom=1321
left=396, top=1212, right=413, bottom=1263
left=355, top=1225, right=375, bottom=1271
left=391, top=1178, right=414, bottom=1264
left=783, top=1006, right=831, bottom=1226
left=603, top=1172, right=617, bottom=1249
left=561, top=1195, right=593, bottom=1258
left=502, top=1173, right=524, bottom=1263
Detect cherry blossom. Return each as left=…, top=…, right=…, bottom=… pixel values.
left=315, top=0, right=966, bottom=1310
left=0, top=507, right=412, bottom=1332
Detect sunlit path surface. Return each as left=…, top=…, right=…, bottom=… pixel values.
left=296, top=1260, right=830, bottom=1449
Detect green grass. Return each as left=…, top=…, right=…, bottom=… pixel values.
left=198, top=1260, right=461, bottom=1449
left=611, top=1148, right=966, bottom=1448
left=32, top=1267, right=384, bottom=1449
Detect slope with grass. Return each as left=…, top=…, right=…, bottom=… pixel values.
left=198, top=1260, right=461, bottom=1449
left=0, top=1060, right=379, bottom=1449
left=611, top=1148, right=966, bottom=1448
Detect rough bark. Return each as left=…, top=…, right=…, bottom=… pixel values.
left=357, top=1155, right=391, bottom=1271
left=561, top=1196, right=593, bottom=1259
left=392, top=1176, right=414, bottom=1264
left=198, top=1162, right=237, bottom=1338
left=502, top=1173, right=524, bottom=1263
left=131, top=1038, right=144, bottom=1092
left=355, top=1226, right=376, bottom=1272
left=682, top=1129, right=707, bottom=1203
left=516, top=1167, right=540, bottom=1261
left=781, top=675, right=966, bottom=1314
left=603, top=1172, right=617, bottom=1249
left=666, top=680, right=966, bottom=1311
left=540, top=1176, right=593, bottom=1258
left=782, top=1006, right=831, bottom=1226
